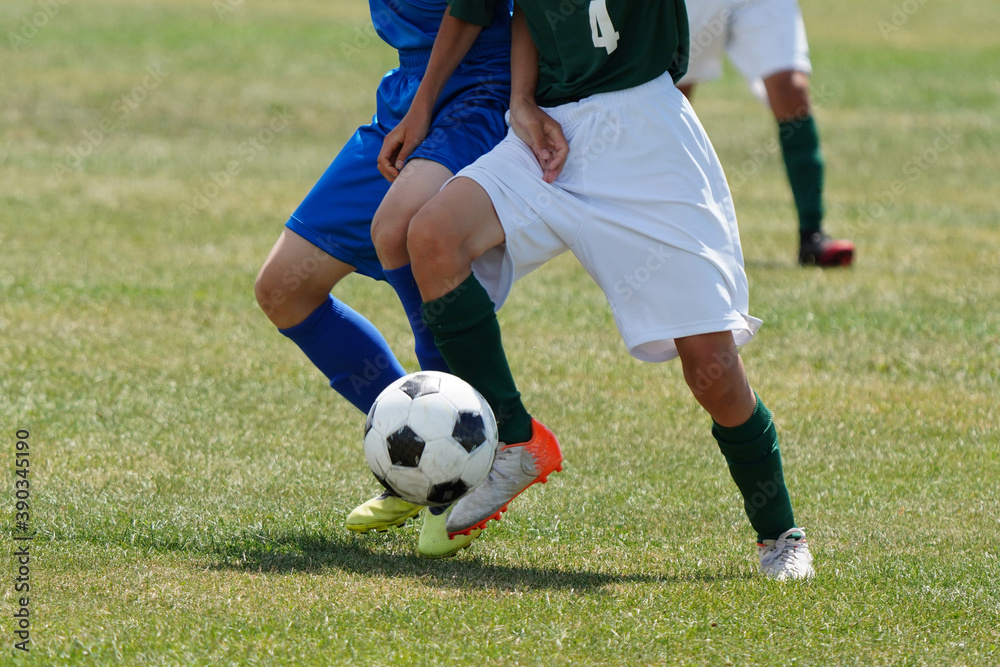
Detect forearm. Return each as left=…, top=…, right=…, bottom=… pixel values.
left=509, top=5, right=539, bottom=109
left=506, top=6, right=567, bottom=183
left=410, top=8, right=484, bottom=115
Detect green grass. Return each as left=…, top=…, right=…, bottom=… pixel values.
left=2, top=0, right=999, bottom=664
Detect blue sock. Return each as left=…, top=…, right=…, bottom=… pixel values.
left=279, top=296, right=406, bottom=413
left=383, top=264, right=449, bottom=373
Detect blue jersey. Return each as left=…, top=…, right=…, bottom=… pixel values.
left=287, top=0, right=513, bottom=282
left=370, top=0, right=511, bottom=52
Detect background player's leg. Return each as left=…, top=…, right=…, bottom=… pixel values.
left=372, top=158, right=460, bottom=373
left=765, top=69, right=823, bottom=236
left=762, top=68, right=812, bottom=122
left=255, top=229, right=406, bottom=412
left=764, top=69, right=854, bottom=266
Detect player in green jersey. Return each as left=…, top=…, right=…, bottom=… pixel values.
left=678, top=0, right=854, bottom=267
left=374, top=0, right=815, bottom=580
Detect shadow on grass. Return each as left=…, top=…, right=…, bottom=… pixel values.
left=201, top=530, right=748, bottom=591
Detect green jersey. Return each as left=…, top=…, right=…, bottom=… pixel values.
left=517, top=0, right=689, bottom=106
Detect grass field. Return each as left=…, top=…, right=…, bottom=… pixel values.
left=2, top=0, right=998, bottom=664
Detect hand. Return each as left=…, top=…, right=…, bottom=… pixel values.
left=509, top=99, right=569, bottom=183
left=378, top=109, right=431, bottom=182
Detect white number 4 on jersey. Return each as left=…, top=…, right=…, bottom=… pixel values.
left=589, top=0, right=620, bottom=55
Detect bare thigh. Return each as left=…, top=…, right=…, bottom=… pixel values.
left=371, top=158, right=455, bottom=271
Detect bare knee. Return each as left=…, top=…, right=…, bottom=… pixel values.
left=675, top=332, right=756, bottom=426
left=255, top=264, right=290, bottom=323
left=406, top=204, right=448, bottom=262
left=764, top=70, right=812, bottom=121
left=372, top=158, right=455, bottom=270
left=406, top=204, right=470, bottom=296
left=255, top=262, right=320, bottom=328
left=677, top=334, right=744, bottom=399
left=405, top=177, right=504, bottom=300
left=254, top=232, right=352, bottom=329
left=371, top=208, right=411, bottom=271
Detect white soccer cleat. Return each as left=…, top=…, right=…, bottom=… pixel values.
left=445, top=419, right=562, bottom=536
left=757, top=527, right=815, bottom=581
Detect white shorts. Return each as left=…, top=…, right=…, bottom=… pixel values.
left=679, top=0, right=812, bottom=98
left=462, top=72, right=762, bottom=363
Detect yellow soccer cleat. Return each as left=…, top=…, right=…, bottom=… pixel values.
left=345, top=491, right=423, bottom=533
left=418, top=504, right=482, bottom=559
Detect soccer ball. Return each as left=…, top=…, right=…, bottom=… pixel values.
left=363, top=371, right=498, bottom=506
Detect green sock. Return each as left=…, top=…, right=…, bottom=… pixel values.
left=712, top=395, right=796, bottom=542
left=778, top=115, right=825, bottom=236
left=422, top=274, right=533, bottom=444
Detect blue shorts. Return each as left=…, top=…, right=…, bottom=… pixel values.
left=286, top=43, right=511, bottom=281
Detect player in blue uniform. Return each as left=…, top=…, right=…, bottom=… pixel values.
left=254, top=0, right=512, bottom=559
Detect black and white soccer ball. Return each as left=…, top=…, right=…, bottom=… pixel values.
left=363, top=371, right=498, bottom=506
